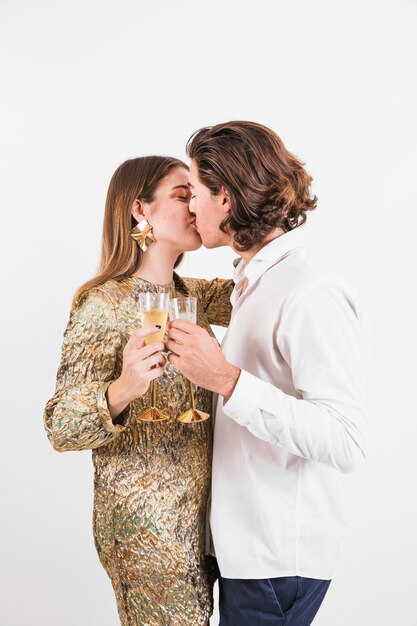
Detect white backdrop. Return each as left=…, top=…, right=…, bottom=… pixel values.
left=1, top=1, right=416, bottom=625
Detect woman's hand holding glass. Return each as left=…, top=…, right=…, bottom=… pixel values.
left=106, top=327, right=166, bottom=420
left=137, top=292, right=171, bottom=421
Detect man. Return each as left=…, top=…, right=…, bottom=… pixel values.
left=166, top=121, right=368, bottom=626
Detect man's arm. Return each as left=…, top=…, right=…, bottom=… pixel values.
left=166, top=321, right=241, bottom=398
left=222, top=283, right=368, bottom=473
left=166, top=283, right=368, bottom=474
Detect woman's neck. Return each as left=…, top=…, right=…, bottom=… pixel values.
left=132, top=244, right=178, bottom=285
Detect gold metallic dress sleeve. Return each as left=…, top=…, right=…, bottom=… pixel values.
left=44, top=289, right=127, bottom=452
left=182, top=276, right=234, bottom=327
left=43, top=276, right=221, bottom=626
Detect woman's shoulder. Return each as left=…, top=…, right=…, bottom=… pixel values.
left=75, top=277, right=137, bottom=312
left=95, top=276, right=140, bottom=308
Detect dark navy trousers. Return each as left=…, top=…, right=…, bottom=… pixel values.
left=218, top=575, right=331, bottom=625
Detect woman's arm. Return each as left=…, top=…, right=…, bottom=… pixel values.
left=184, top=277, right=234, bottom=327
left=44, top=289, right=129, bottom=452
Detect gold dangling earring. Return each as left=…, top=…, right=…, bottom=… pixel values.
left=130, top=218, right=155, bottom=252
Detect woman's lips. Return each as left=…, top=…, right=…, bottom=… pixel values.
left=191, top=222, right=201, bottom=237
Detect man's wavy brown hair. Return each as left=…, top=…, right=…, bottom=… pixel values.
left=186, top=121, right=317, bottom=251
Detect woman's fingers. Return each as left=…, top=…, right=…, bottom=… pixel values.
left=137, top=341, right=166, bottom=360
left=125, top=328, right=164, bottom=352
left=140, top=352, right=167, bottom=370
left=146, top=366, right=165, bottom=381
left=128, top=346, right=166, bottom=368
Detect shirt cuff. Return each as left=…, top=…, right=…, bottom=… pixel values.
left=97, top=382, right=130, bottom=434
left=223, top=369, right=269, bottom=427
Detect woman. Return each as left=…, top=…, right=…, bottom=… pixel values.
left=44, top=156, right=233, bottom=626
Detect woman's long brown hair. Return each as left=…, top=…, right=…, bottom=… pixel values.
left=72, top=156, right=187, bottom=310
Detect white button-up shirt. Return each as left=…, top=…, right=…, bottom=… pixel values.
left=210, top=227, right=368, bottom=580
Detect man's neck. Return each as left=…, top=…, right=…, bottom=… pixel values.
left=234, top=228, right=285, bottom=264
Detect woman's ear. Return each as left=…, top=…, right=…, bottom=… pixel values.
left=131, top=199, right=146, bottom=223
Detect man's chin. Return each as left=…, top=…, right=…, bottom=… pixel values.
left=186, top=241, right=202, bottom=252
left=202, top=239, right=224, bottom=249
left=195, top=228, right=222, bottom=249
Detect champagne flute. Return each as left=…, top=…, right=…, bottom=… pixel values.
left=138, top=292, right=170, bottom=422
left=169, top=297, right=210, bottom=424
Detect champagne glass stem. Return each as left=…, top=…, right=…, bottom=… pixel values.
left=151, top=379, right=156, bottom=407
left=188, top=379, right=195, bottom=411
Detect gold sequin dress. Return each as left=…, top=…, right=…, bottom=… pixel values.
left=44, top=273, right=233, bottom=626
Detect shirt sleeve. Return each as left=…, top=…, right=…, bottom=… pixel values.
left=223, top=283, right=368, bottom=473
left=43, top=288, right=130, bottom=452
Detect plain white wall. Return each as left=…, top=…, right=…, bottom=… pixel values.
left=1, top=0, right=416, bottom=625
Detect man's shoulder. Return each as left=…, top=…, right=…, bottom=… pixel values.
left=268, top=252, right=359, bottom=307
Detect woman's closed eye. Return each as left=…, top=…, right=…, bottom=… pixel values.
left=176, top=196, right=190, bottom=202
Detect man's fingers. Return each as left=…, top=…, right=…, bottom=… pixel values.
left=167, top=352, right=181, bottom=369
left=165, top=339, right=182, bottom=355
left=168, top=319, right=198, bottom=334
left=166, top=327, right=187, bottom=344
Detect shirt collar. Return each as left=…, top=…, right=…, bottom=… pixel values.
left=233, top=227, right=306, bottom=287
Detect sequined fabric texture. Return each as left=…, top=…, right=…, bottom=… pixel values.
left=44, top=274, right=233, bottom=626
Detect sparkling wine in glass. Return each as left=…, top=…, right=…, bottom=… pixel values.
left=138, top=292, right=170, bottom=422
left=169, top=297, right=210, bottom=424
